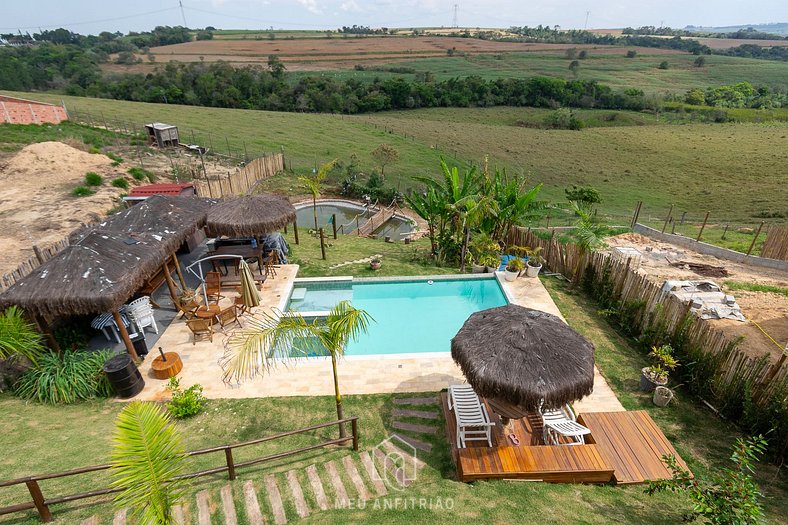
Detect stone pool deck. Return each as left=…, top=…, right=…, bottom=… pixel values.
left=132, top=270, right=623, bottom=412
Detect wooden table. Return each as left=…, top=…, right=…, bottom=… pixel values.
left=195, top=304, right=221, bottom=324
left=212, top=245, right=264, bottom=276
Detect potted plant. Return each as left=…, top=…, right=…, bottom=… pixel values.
left=479, top=254, right=500, bottom=273
left=522, top=246, right=543, bottom=277
left=653, top=385, right=674, bottom=407
left=640, top=344, right=678, bottom=392
left=370, top=257, right=381, bottom=270
left=504, top=257, right=525, bottom=281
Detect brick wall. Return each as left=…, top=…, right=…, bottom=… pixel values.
left=0, top=96, right=68, bottom=124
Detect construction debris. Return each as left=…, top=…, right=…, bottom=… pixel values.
left=662, top=280, right=746, bottom=322
left=667, top=259, right=729, bottom=278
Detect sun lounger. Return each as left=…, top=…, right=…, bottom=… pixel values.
left=448, top=384, right=495, bottom=448
left=541, top=405, right=590, bottom=446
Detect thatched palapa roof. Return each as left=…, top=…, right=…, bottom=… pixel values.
left=0, top=195, right=215, bottom=318
left=206, top=194, right=296, bottom=238
left=451, top=305, right=595, bottom=411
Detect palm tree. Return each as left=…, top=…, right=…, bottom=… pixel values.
left=0, top=306, right=45, bottom=365
left=298, top=159, right=336, bottom=229
left=221, top=301, right=373, bottom=438
left=569, top=201, right=607, bottom=286
left=110, top=402, right=187, bottom=525
left=404, top=187, right=444, bottom=256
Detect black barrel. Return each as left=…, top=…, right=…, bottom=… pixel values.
left=131, top=333, right=149, bottom=358
left=103, top=354, right=145, bottom=398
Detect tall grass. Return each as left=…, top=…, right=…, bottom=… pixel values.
left=724, top=280, right=788, bottom=298
left=0, top=306, right=45, bottom=364
left=15, top=349, right=114, bottom=404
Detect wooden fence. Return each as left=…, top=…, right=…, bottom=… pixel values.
left=0, top=416, right=359, bottom=523
left=506, top=226, right=787, bottom=407
left=761, top=226, right=788, bottom=261
left=193, top=153, right=284, bottom=198
left=0, top=238, right=71, bottom=293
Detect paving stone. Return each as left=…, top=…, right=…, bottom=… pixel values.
left=372, top=447, right=412, bottom=488
left=242, top=481, right=266, bottom=525
left=264, top=475, right=287, bottom=525
left=359, top=451, right=387, bottom=497
left=112, top=509, right=127, bottom=525
left=173, top=504, right=187, bottom=525
left=220, top=485, right=238, bottom=525
left=341, top=456, right=372, bottom=501
left=392, top=432, right=432, bottom=453
left=392, top=408, right=439, bottom=420
left=324, top=460, right=350, bottom=508
left=285, top=470, right=310, bottom=519
left=393, top=397, right=438, bottom=406
left=305, top=464, right=330, bottom=511
left=196, top=490, right=212, bottom=525
left=392, top=421, right=438, bottom=435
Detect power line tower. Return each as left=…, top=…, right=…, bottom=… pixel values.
left=452, top=4, right=459, bottom=29
left=584, top=11, right=590, bottom=30
left=179, top=0, right=188, bottom=28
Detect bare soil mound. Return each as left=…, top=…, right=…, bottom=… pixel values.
left=0, top=141, right=131, bottom=276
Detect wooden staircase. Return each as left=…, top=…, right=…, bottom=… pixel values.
left=356, top=207, right=397, bottom=237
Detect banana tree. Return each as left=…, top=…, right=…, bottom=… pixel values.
left=221, top=301, right=373, bottom=438
left=404, top=186, right=445, bottom=256
left=569, top=200, right=607, bottom=286
left=298, top=159, right=336, bottom=229
left=110, top=402, right=187, bottom=525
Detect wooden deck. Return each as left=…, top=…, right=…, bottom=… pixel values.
left=442, top=394, right=690, bottom=485
left=578, top=411, right=691, bottom=484
left=441, top=393, right=614, bottom=483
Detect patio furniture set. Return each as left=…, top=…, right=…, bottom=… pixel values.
left=90, top=296, right=158, bottom=345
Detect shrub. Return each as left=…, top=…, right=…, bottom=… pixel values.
left=543, top=108, right=585, bottom=130
left=106, top=152, right=123, bottom=166
left=166, top=377, right=206, bottom=418
left=72, top=186, right=95, bottom=197
left=127, top=167, right=155, bottom=182
left=626, top=49, right=637, bottom=58
left=658, top=60, right=669, bottom=69
left=85, top=172, right=103, bottom=186
left=112, top=177, right=130, bottom=189
left=694, top=55, right=706, bottom=67
left=0, top=306, right=45, bottom=364
left=15, top=349, right=114, bottom=404
left=54, top=324, right=91, bottom=351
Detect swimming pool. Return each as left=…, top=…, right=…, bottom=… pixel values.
left=287, top=276, right=508, bottom=357
left=294, top=200, right=414, bottom=238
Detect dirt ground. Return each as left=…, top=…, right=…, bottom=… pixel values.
left=606, top=233, right=788, bottom=362
left=0, top=141, right=133, bottom=276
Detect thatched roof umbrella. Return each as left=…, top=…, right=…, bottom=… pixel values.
left=451, top=305, right=595, bottom=413
left=205, top=194, right=296, bottom=238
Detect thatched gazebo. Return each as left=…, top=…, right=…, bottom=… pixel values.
left=451, top=305, right=595, bottom=414
left=205, top=194, right=296, bottom=238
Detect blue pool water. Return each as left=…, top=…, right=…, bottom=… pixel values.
left=287, top=277, right=508, bottom=356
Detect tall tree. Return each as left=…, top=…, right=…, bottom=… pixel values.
left=370, top=143, right=399, bottom=181
left=298, top=160, right=336, bottom=229
left=222, top=301, right=373, bottom=438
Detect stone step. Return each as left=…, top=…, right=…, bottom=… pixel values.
left=220, top=484, right=238, bottom=525
left=196, top=490, right=212, bottom=525
left=112, top=509, right=127, bottom=525
left=285, top=470, right=310, bottom=519
left=383, top=437, right=427, bottom=469
left=392, top=421, right=438, bottom=435
left=393, top=396, right=437, bottom=406
left=305, top=464, right=330, bottom=511
left=173, top=503, right=187, bottom=525
left=392, top=432, right=433, bottom=453
left=342, top=456, right=372, bottom=501
left=359, top=451, right=388, bottom=497
left=264, top=474, right=287, bottom=525
left=242, top=481, right=266, bottom=525
left=392, top=408, right=439, bottom=420
left=373, top=447, right=412, bottom=489
left=324, top=460, right=350, bottom=508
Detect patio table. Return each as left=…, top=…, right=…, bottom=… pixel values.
left=195, top=304, right=221, bottom=324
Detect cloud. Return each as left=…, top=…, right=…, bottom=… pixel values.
left=340, top=0, right=361, bottom=12
left=297, top=0, right=323, bottom=14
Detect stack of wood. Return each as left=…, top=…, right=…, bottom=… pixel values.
left=668, top=259, right=728, bottom=278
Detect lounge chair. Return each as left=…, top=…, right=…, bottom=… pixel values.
left=448, top=384, right=495, bottom=448
left=540, top=405, right=590, bottom=445
left=186, top=318, right=213, bottom=344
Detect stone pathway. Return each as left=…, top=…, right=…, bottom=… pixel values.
left=388, top=395, right=442, bottom=453
left=327, top=254, right=382, bottom=270
left=90, top=439, right=426, bottom=524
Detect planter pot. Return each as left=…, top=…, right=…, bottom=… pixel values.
left=504, top=269, right=519, bottom=282
left=485, top=266, right=497, bottom=274
left=370, top=261, right=381, bottom=270
left=640, top=367, right=668, bottom=392
left=471, top=264, right=485, bottom=274
left=525, top=263, right=542, bottom=278
left=653, top=386, right=674, bottom=407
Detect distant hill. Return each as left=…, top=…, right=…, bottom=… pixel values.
left=684, top=23, right=788, bottom=36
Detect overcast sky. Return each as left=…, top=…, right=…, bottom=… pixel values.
left=2, top=0, right=785, bottom=34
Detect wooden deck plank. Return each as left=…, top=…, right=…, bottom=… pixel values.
left=578, top=411, right=690, bottom=485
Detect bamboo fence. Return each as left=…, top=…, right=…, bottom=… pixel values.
left=193, top=153, right=284, bottom=198
left=506, top=226, right=787, bottom=408
left=1, top=237, right=71, bottom=293
left=761, top=227, right=788, bottom=261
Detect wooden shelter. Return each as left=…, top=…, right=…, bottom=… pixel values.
left=205, top=194, right=296, bottom=238
left=0, top=196, right=214, bottom=359
left=144, top=122, right=179, bottom=148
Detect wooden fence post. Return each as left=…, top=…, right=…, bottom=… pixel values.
left=293, top=219, right=299, bottom=245
left=721, top=224, right=729, bottom=240
left=319, top=228, right=326, bottom=260
left=662, top=204, right=674, bottom=234
left=225, top=448, right=236, bottom=480
left=332, top=214, right=337, bottom=239
left=696, top=211, right=710, bottom=242
left=746, top=221, right=765, bottom=257
left=351, top=419, right=359, bottom=451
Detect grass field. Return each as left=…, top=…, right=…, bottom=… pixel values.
left=2, top=91, right=786, bottom=225
left=1, top=276, right=785, bottom=524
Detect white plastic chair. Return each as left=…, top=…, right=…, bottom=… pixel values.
left=127, top=296, right=158, bottom=335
